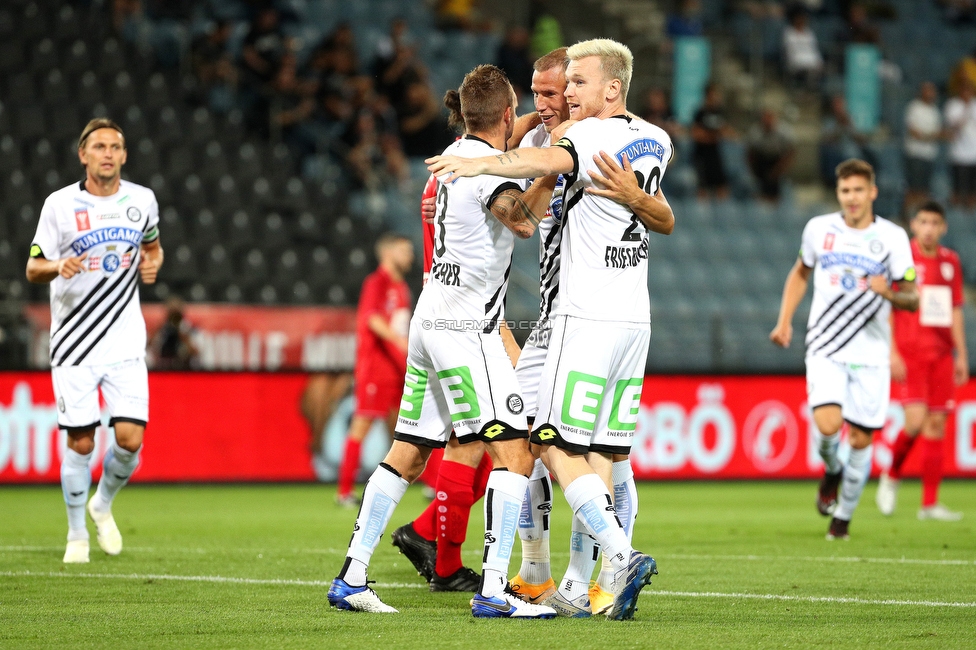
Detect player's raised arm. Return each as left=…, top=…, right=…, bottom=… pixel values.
left=770, top=258, right=812, bottom=348
left=588, top=152, right=674, bottom=235
left=427, top=145, right=573, bottom=183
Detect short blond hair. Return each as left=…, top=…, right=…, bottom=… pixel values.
left=566, top=38, right=633, bottom=101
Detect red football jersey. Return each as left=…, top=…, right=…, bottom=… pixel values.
left=355, top=266, right=411, bottom=382
left=893, top=240, right=963, bottom=358
left=421, top=173, right=437, bottom=285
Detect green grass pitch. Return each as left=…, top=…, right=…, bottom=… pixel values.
left=1, top=481, right=974, bottom=649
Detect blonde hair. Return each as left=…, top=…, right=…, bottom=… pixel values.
left=78, top=118, right=125, bottom=150
left=566, top=38, right=633, bottom=101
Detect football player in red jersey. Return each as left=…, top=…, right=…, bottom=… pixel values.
left=878, top=201, right=968, bottom=520
left=336, top=233, right=414, bottom=506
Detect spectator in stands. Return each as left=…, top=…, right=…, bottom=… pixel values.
left=837, top=3, right=880, bottom=45
left=340, top=80, right=409, bottom=191
left=496, top=26, right=534, bottom=100
left=666, top=0, right=705, bottom=38
left=691, top=83, right=735, bottom=200
left=436, top=0, right=480, bottom=31
left=149, top=296, right=199, bottom=370
left=782, top=6, right=823, bottom=89
left=747, top=108, right=795, bottom=203
left=938, top=0, right=976, bottom=24
left=640, top=87, right=682, bottom=142
left=191, top=20, right=239, bottom=114
left=241, top=7, right=288, bottom=88
left=949, top=47, right=976, bottom=96
left=902, top=81, right=943, bottom=216
left=945, top=79, right=976, bottom=209
left=397, top=80, right=455, bottom=158
left=819, top=93, right=875, bottom=187
left=372, top=19, right=425, bottom=114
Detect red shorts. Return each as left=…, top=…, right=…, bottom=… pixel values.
left=895, top=352, right=955, bottom=411
left=354, top=378, right=402, bottom=418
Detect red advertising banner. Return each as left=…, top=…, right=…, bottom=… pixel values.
left=22, top=304, right=357, bottom=371
left=630, top=376, right=976, bottom=480
left=0, top=372, right=316, bottom=483
left=1, top=373, right=974, bottom=483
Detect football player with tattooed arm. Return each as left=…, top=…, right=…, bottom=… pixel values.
left=428, top=38, right=671, bottom=620
left=329, top=64, right=559, bottom=618
left=770, top=158, right=918, bottom=541
left=26, top=118, right=163, bottom=564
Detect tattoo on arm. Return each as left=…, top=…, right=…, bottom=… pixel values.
left=491, top=190, right=541, bottom=238
left=494, top=152, right=521, bottom=165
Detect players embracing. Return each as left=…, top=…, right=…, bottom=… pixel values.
left=428, top=38, right=673, bottom=620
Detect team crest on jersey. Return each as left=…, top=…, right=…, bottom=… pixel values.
left=549, top=175, right=565, bottom=223
left=74, top=209, right=90, bottom=231
left=127, top=207, right=141, bottom=222
left=941, top=262, right=954, bottom=280
left=506, top=393, right=524, bottom=415
left=869, top=239, right=884, bottom=254
left=823, top=233, right=835, bottom=250
left=615, top=138, right=665, bottom=165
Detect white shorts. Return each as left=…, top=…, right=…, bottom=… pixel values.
left=532, top=315, right=649, bottom=455
left=514, top=324, right=551, bottom=422
left=52, top=358, right=149, bottom=431
left=806, top=355, right=889, bottom=431
left=395, top=318, right=528, bottom=447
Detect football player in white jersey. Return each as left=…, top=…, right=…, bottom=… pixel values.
left=26, top=119, right=163, bottom=563
left=329, top=65, right=559, bottom=618
left=427, top=38, right=672, bottom=620
left=770, top=158, right=918, bottom=540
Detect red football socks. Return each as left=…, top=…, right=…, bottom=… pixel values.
left=920, top=437, right=944, bottom=507
left=337, top=438, right=362, bottom=498
left=888, top=431, right=917, bottom=479
left=433, top=460, right=477, bottom=577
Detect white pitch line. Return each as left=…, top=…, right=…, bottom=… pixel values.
left=650, top=590, right=976, bottom=608
left=0, top=570, right=425, bottom=589
left=665, top=553, right=976, bottom=567
left=2, top=570, right=973, bottom=608
left=4, top=546, right=974, bottom=567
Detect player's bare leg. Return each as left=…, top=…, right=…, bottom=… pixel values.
left=878, top=401, right=925, bottom=515
left=828, top=424, right=874, bottom=540
left=87, top=421, right=144, bottom=556
left=541, top=445, right=656, bottom=620
left=330, top=440, right=434, bottom=613
left=813, top=405, right=845, bottom=517
left=62, top=428, right=96, bottom=563
left=302, top=372, right=352, bottom=455
left=336, top=415, right=375, bottom=507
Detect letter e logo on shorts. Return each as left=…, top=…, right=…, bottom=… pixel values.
left=562, top=371, right=607, bottom=433
left=398, top=366, right=428, bottom=421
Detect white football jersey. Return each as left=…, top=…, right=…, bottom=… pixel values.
left=419, top=136, right=529, bottom=331
left=552, top=115, right=673, bottom=324
left=800, top=212, right=915, bottom=364
left=31, top=180, right=160, bottom=367
left=518, top=125, right=563, bottom=345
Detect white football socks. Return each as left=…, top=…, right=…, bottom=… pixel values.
left=817, top=431, right=843, bottom=475
left=91, top=441, right=140, bottom=511
left=560, top=514, right=599, bottom=600
left=481, top=470, right=529, bottom=598
left=342, top=464, right=409, bottom=586
left=61, top=448, right=92, bottom=542
left=835, top=445, right=873, bottom=521
left=597, top=459, right=638, bottom=592
left=563, top=474, right=631, bottom=572
left=517, top=458, right=552, bottom=584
